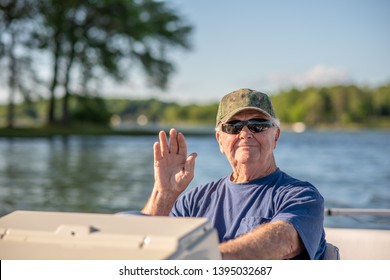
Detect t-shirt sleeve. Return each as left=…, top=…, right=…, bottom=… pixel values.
left=271, top=184, right=326, bottom=260
left=169, top=193, right=191, bottom=217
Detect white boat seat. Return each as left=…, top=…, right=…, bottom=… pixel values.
left=325, top=227, right=390, bottom=259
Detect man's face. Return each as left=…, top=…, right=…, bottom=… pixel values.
left=215, top=109, right=280, bottom=169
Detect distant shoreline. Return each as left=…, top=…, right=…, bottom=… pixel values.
left=1, top=123, right=389, bottom=138
left=0, top=125, right=215, bottom=138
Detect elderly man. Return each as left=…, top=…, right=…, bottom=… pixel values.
left=141, top=88, right=327, bottom=259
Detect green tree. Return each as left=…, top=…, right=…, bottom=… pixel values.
left=344, top=85, right=369, bottom=122
left=0, top=0, right=39, bottom=128
left=36, top=0, right=192, bottom=125
left=272, top=88, right=305, bottom=123
left=71, top=95, right=111, bottom=124
left=372, top=84, right=390, bottom=117
left=329, top=86, right=350, bottom=124
left=187, top=104, right=217, bottom=124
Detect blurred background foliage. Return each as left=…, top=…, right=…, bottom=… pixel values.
left=1, top=84, right=390, bottom=130
left=0, top=0, right=192, bottom=128
left=1, top=0, right=389, bottom=132
left=271, top=84, right=390, bottom=128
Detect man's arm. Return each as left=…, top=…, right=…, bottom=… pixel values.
left=141, top=129, right=197, bottom=216
left=219, top=220, right=304, bottom=259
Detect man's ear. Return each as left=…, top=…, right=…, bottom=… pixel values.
left=215, top=131, right=224, bottom=154
left=274, top=128, right=281, bottom=148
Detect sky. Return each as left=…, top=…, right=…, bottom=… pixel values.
left=1, top=0, right=390, bottom=105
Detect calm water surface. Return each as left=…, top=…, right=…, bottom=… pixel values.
left=0, top=130, right=389, bottom=229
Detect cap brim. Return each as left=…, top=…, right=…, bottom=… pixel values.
left=218, top=107, right=273, bottom=125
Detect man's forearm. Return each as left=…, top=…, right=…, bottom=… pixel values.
left=141, top=187, right=178, bottom=216
left=219, top=220, right=304, bottom=260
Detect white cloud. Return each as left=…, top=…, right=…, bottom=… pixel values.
left=267, top=64, right=352, bottom=89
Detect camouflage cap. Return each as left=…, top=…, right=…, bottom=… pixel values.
left=216, top=88, right=276, bottom=126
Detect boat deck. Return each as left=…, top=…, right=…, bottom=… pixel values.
left=325, top=227, right=390, bottom=260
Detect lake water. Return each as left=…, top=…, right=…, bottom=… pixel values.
left=0, top=130, right=389, bottom=229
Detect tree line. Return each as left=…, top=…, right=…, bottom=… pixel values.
left=0, top=0, right=193, bottom=128
left=1, top=84, right=389, bottom=129
left=271, top=84, right=390, bottom=127
left=2, top=2, right=389, bottom=130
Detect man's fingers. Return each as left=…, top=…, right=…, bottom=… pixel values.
left=158, top=130, right=169, bottom=156
left=169, top=128, right=178, bottom=154
left=155, top=130, right=192, bottom=171
left=177, top=132, right=187, bottom=156
left=153, top=141, right=162, bottom=162
left=185, top=152, right=197, bottom=174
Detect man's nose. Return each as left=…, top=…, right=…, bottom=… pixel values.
left=239, top=125, right=253, bottom=138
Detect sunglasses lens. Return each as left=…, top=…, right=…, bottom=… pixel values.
left=222, top=122, right=243, bottom=134
left=247, top=123, right=268, bottom=133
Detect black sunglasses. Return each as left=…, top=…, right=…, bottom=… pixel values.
left=221, top=119, right=274, bottom=134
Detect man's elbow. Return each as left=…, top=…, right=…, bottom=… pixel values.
left=280, top=222, right=305, bottom=259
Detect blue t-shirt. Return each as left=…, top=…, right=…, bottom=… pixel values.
left=170, top=168, right=326, bottom=260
